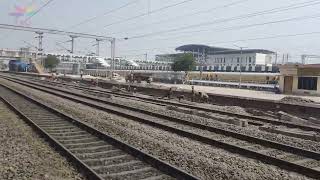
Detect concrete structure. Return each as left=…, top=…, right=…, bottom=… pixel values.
left=279, top=64, right=320, bottom=95
left=207, top=49, right=274, bottom=66
left=155, top=44, right=276, bottom=72
left=175, top=44, right=275, bottom=66
left=0, top=48, right=36, bottom=61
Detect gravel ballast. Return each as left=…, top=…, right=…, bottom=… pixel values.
left=0, top=78, right=316, bottom=180
left=0, top=100, right=84, bottom=180
left=94, top=91, right=320, bottom=153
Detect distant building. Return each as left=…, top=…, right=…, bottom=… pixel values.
left=175, top=44, right=275, bottom=66
left=0, top=48, right=37, bottom=61
left=155, top=44, right=276, bottom=72
left=279, top=64, right=320, bottom=95
left=206, top=49, right=274, bottom=67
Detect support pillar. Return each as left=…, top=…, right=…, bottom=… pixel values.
left=35, top=32, right=43, bottom=66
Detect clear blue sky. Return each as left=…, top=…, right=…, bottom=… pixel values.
left=1, top=0, right=320, bottom=63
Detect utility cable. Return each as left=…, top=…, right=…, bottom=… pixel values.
left=24, top=0, right=55, bottom=22
left=109, top=0, right=250, bottom=35
left=126, top=0, right=320, bottom=39
left=67, top=0, right=140, bottom=29
left=148, top=13, right=320, bottom=42
left=120, top=31, right=320, bottom=53
left=102, top=0, right=195, bottom=28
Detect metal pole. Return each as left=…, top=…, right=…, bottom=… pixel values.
left=36, top=32, right=43, bottom=66
left=70, top=35, right=76, bottom=54
left=110, top=38, right=116, bottom=77
left=148, top=0, right=151, bottom=14
left=239, top=47, right=242, bottom=88
left=69, top=35, right=78, bottom=63
left=96, top=39, right=101, bottom=56
left=234, top=44, right=247, bottom=89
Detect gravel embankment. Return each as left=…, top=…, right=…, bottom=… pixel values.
left=0, top=78, right=315, bottom=180
left=5, top=78, right=320, bottom=151
left=102, top=94, right=320, bottom=153
left=0, top=101, right=84, bottom=180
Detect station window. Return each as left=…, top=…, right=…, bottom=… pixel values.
left=237, top=57, right=240, bottom=63
left=298, top=77, right=318, bottom=90
left=249, top=57, right=252, bottom=63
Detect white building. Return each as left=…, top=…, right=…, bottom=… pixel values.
left=206, top=49, right=274, bottom=67
left=175, top=44, right=275, bottom=66
left=0, top=48, right=37, bottom=61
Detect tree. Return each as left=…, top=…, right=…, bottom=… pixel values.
left=172, top=53, right=196, bottom=72
left=44, top=55, right=60, bottom=71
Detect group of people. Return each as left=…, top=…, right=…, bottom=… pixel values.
left=191, top=86, right=209, bottom=103
left=164, top=86, right=209, bottom=103
left=90, top=78, right=99, bottom=86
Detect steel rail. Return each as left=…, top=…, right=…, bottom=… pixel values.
left=1, top=76, right=320, bottom=178
left=0, top=84, right=197, bottom=180
left=3, top=76, right=320, bottom=158
left=7, top=73, right=320, bottom=133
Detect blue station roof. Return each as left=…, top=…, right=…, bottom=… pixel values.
left=175, top=44, right=275, bottom=55
left=176, top=44, right=233, bottom=52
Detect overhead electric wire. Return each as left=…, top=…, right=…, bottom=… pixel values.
left=4, top=0, right=55, bottom=46
left=215, top=31, right=320, bottom=44
left=126, top=0, right=320, bottom=40
left=0, top=23, right=113, bottom=40
left=67, top=0, right=140, bottom=30
left=102, top=0, right=195, bottom=28
left=24, top=0, right=55, bottom=22
left=120, top=31, right=320, bottom=53
left=147, top=13, right=320, bottom=42
left=109, top=0, right=250, bottom=35
left=53, top=1, right=139, bottom=54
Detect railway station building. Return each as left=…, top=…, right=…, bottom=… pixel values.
left=156, top=44, right=277, bottom=72
left=279, top=64, right=320, bottom=95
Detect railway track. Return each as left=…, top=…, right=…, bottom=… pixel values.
left=1, top=75, right=320, bottom=178
left=4, top=73, right=320, bottom=133
left=3, top=73, right=320, bottom=134
left=0, top=84, right=197, bottom=180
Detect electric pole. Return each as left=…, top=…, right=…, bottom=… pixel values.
left=110, top=38, right=116, bottom=77
left=148, top=0, right=151, bottom=14
left=234, top=44, right=248, bottom=89
left=35, top=32, right=44, bottom=66
left=95, top=39, right=102, bottom=56
left=69, top=35, right=78, bottom=54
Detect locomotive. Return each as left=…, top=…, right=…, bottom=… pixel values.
left=8, top=60, right=30, bottom=72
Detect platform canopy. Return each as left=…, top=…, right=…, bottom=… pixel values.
left=176, top=44, right=233, bottom=53
left=175, top=44, right=275, bottom=55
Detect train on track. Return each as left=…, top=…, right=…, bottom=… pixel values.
left=8, top=60, right=30, bottom=72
